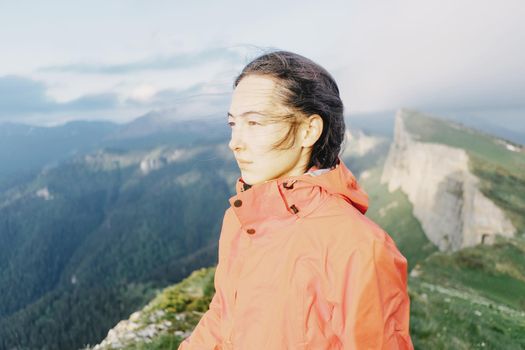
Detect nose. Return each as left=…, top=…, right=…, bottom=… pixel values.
left=228, top=128, right=246, bottom=152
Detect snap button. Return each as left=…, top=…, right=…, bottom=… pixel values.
left=233, top=199, right=242, bottom=207
left=283, top=181, right=295, bottom=189
left=246, top=228, right=256, bottom=235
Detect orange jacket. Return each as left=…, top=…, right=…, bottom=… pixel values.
left=179, top=158, right=414, bottom=349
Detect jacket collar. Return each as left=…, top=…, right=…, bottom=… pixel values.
left=228, top=157, right=369, bottom=229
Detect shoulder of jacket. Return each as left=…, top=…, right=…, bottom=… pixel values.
left=304, top=207, right=407, bottom=268
left=301, top=199, right=386, bottom=245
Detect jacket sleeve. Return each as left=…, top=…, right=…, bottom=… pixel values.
left=177, top=288, right=222, bottom=350
left=327, top=237, right=414, bottom=349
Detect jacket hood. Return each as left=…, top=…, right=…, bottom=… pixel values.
left=297, top=157, right=368, bottom=214
left=230, top=157, right=369, bottom=228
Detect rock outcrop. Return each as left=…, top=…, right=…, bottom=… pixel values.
left=86, top=309, right=191, bottom=350
left=381, top=109, right=516, bottom=251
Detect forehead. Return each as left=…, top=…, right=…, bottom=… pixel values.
left=229, top=75, right=285, bottom=116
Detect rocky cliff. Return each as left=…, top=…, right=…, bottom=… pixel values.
left=380, top=109, right=516, bottom=251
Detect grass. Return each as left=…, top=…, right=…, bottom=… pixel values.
left=469, top=154, right=525, bottom=234
left=409, top=235, right=525, bottom=349
left=120, top=333, right=185, bottom=350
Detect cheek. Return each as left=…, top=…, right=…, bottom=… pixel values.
left=252, top=125, right=288, bottom=151
left=250, top=141, right=274, bottom=154
left=249, top=134, right=277, bottom=154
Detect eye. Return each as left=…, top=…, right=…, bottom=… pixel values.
left=228, top=121, right=235, bottom=127
left=247, top=120, right=259, bottom=126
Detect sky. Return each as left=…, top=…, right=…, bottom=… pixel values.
left=0, top=0, right=524, bottom=126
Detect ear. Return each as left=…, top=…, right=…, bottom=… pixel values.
left=300, top=114, right=323, bottom=148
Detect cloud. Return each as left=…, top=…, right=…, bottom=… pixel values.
left=38, top=46, right=245, bottom=75
left=129, top=84, right=157, bottom=102
left=0, top=72, right=232, bottom=123
left=0, top=75, right=119, bottom=118
left=124, top=81, right=231, bottom=117
left=63, top=93, right=119, bottom=110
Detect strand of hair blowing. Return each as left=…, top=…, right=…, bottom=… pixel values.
left=233, top=50, right=346, bottom=170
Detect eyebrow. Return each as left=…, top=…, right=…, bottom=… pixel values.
left=227, top=110, right=266, bottom=118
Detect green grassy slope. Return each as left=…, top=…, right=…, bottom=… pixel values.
left=409, top=234, right=525, bottom=349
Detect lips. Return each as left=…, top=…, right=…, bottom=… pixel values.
left=236, top=159, right=252, bottom=164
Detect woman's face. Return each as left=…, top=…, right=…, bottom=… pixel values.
left=227, top=75, right=309, bottom=185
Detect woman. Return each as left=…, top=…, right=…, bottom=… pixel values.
left=178, top=50, right=414, bottom=349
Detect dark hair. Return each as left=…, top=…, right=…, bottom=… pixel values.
left=233, top=50, right=345, bottom=170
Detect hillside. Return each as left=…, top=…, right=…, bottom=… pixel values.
left=83, top=267, right=216, bottom=350
left=0, top=120, right=118, bottom=189
left=409, top=234, right=525, bottom=349
left=0, top=143, right=234, bottom=350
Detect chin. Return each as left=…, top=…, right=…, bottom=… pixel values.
left=240, top=172, right=265, bottom=186
left=240, top=174, right=256, bottom=185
